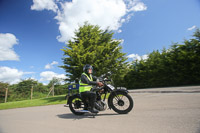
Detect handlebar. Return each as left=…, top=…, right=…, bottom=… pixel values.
left=103, top=79, right=111, bottom=82
left=91, top=86, right=104, bottom=92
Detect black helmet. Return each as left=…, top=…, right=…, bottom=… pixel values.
left=83, top=64, right=93, bottom=73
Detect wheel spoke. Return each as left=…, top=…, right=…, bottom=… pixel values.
left=113, top=103, right=119, bottom=106
left=114, top=96, right=120, bottom=101
left=120, top=95, right=124, bottom=100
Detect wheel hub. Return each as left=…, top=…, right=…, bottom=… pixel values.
left=118, top=100, right=124, bottom=106
left=74, top=101, right=82, bottom=109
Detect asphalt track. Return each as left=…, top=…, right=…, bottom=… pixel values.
left=0, top=86, right=200, bottom=133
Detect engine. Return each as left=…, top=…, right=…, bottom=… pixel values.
left=95, top=100, right=107, bottom=111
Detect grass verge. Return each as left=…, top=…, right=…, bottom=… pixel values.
left=0, top=95, right=67, bottom=110
left=0, top=93, right=110, bottom=110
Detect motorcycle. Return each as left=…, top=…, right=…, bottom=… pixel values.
left=66, top=77, right=134, bottom=115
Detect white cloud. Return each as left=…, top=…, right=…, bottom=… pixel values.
left=55, top=0, right=127, bottom=42
left=0, top=66, right=66, bottom=85
left=31, top=0, right=147, bottom=42
left=0, top=66, right=23, bottom=84
left=45, top=61, right=58, bottom=69
left=187, top=25, right=197, bottom=31
left=117, top=29, right=122, bottom=33
left=126, top=0, right=147, bottom=12
left=31, top=0, right=58, bottom=12
left=127, top=53, right=148, bottom=61
left=0, top=66, right=36, bottom=84
left=0, top=33, right=19, bottom=61
left=40, top=71, right=66, bottom=82
left=141, top=54, right=148, bottom=60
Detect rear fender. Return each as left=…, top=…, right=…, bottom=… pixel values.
left=67, top=94, right=81, bottom=105
left=108, top=89, right=128, bottom=109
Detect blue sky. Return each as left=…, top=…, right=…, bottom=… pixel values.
left=0, top=0, right=200, bottom=84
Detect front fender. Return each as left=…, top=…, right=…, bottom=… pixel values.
left=108, top=89, right=128, bottom=109
left=66, top=94, right=81, bottom=105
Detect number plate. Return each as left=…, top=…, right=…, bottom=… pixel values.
left=107, top=84, right=115, bottom=90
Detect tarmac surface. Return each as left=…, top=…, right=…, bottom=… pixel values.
left=0, top=86, right=200, bottom=133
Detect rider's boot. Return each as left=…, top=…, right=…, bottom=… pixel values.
left=89, top=102, right=99, bottom=113
left=89, top=107, right=99, bottom=113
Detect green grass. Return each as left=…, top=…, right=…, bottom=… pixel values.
left=0, top=93, right=111, bottom=110
left=0, top=95, right=67, bottom=110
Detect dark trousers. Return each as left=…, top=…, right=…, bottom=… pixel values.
left=80, top=91, right=96, bottom=109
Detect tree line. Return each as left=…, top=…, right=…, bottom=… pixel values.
left=0, top=78, right=69, bottom=103
left=124, top=29, right=200, bottom=89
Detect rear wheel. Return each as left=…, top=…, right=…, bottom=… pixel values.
left=68, top=96, right=85, bottom=115
left=110, top=91, right=134, bottom=114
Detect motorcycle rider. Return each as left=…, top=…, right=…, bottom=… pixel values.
left=79, top=64, right=104, bottom=113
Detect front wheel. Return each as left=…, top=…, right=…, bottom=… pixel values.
left=109, top=91, right=134, bottom=114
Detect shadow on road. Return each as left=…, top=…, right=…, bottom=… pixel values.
left=57, top=113, right=94, bottom=120
left=57, top=112, right=121, bottom=120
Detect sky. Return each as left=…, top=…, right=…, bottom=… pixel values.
left=0, top=0, right=200, bottom=85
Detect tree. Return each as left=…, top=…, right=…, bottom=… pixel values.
left=48, top=77, right=62, bottom=87
left=193, top=28, right=200, bottom=41
left=61, top=22, right=128, bottom=86
left=0, top=82, right=9, bottom=103
left=14, top=79, right=37, bottom=94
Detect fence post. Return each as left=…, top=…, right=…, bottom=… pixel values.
left=5, top=87, right=8, bottom=103
left=31, top=85, right=33, bottom=100
left=52, top=84, right=54, bottom=97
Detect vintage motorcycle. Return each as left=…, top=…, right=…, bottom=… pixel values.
left=67, top=77, right=134, bottom=115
